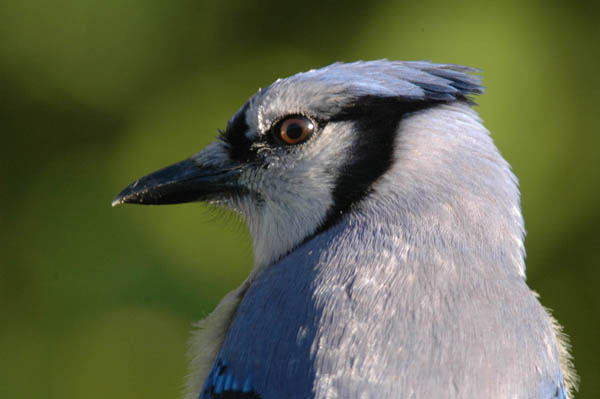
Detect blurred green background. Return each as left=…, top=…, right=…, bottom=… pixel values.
left=1, top=0, right=598, bottom=398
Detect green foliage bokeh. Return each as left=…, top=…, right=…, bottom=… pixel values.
left=1, top=1, right=598, bottom=397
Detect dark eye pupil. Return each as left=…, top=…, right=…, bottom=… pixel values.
left=286, top=123, right=303, bottom=140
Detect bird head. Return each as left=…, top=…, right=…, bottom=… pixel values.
left=113, top=60, right=522, bottom=274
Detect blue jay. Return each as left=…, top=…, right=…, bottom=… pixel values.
left=113, top=60, right=576, bottom=398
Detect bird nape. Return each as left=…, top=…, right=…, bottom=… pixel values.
left=113, top=60, right=576, bottom=399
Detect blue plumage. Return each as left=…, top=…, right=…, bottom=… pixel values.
left=201, top=359, right=260, bottom=399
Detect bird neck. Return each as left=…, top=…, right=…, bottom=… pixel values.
left=333, top=103, right=526, bottom=280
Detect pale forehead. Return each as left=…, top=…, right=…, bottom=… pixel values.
left=241, top=60, right=483, bottom=137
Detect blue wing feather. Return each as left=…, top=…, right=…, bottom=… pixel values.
left=200, top=359, right=261, bottom=399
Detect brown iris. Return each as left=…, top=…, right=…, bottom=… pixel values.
left=278, top=116, right=315, bottom=145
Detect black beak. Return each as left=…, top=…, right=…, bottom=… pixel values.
left=112, top=158, right=242, bottom=207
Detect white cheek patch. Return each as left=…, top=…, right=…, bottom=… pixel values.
left=233, top=122, right=357, bottom=274
left=258, top=123, right=355, bottom=268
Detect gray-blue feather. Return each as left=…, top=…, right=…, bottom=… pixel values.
left=210, top=220, right=566, bottom=398
left=250, top=61, right=484, bottom=125
left=277, top=60, right=483, bottom=101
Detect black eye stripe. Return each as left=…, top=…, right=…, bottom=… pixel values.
left=314, top=96, right=446, bottom=235
left=221, top=102, right=257, bottom=162
left=221, top=105, right=320, bottom=160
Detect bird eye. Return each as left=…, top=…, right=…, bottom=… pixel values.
left=277, top=116, right=315, bottom=145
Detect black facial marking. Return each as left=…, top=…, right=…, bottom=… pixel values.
left=220, top=102, right=256, bottom=162
left=316, top=96, right=445, bottom=234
